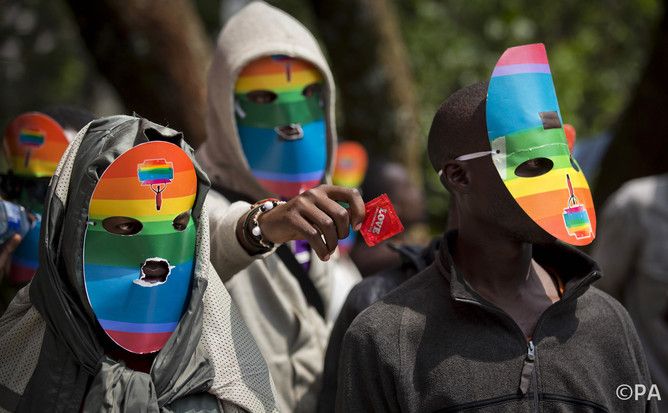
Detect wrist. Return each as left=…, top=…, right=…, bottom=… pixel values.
left=237, top=199, right=285, bottom=254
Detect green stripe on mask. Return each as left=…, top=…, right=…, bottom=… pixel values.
left=84, top=224, right=196, bottom=267
left=503, top=152, right=573, bottom=177
left=502, top=127, right=568, bottom=154
left=235, top=94, right=324, bottom=128
left=87, top=218, right=195, bottom=236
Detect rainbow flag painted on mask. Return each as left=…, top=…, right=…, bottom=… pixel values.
left=138, top=159, right=174, bottom=210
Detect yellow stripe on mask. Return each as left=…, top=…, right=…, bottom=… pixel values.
left=89, top=194, right=196, bottom=220
left=505, top=168, right=590, bottom=199
left=10, top=156, right=59, bottom=177
left=235, top=70, right=323, bottom=93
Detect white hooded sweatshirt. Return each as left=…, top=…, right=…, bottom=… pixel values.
left=196, top=2, right=361, bottom=412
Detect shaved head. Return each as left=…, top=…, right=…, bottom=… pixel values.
left=427, top=81, right=490, bottom=172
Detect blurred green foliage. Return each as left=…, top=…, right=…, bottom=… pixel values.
left=2, top=0, right=663, bottom=232
left=0, top=0, right=96, bottom=131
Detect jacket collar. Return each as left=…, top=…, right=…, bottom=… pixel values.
left=435, top=230, right=601, bottom=305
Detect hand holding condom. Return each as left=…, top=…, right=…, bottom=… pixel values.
left=253, top=185, right=365, bottom=261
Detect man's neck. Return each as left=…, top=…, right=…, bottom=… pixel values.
left=451, top=223, right=561, bottom=338
left=453, top=226, right=533, bottom=297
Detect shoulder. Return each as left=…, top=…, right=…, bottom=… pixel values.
left=205, top=189, right=232, bottom=209
left=578, top=286, right=642, bottom=348
left=345, top=267, right=409, bottom=313
left=605, top=175, right=664, bottom=212
left=345, top=265, right=446, bottom=345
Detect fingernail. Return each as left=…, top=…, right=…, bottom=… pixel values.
left=354, top=223, right=362, bottom=231
left=323, top=254, right=330, bottom=261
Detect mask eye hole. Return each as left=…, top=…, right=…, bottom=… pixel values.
left=302, top=83, right=322, bottom=98
left=102, top=216, right=143, bottom=235
left=539, top=111, right=562, bottom=130
left=172, top=211, right=190, bottom=231
left=514, top=157, right=554, bottom=178
left=246, top=90, right=277, bottom=104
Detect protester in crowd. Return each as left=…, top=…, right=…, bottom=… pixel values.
left=593, top=173, right=668, bottom=411
left=196, top=3, right=364, bottom=411
left=0, top=107, right=94, bottom=310
left=337, top=44, right=657, bottom=412
left=0, top=115, right=277, bottom=412
left=349, top=158, right=427, bottom=277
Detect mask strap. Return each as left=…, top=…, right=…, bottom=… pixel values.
left=455, top=150, right=495, bottom=161
left=437, top=150, right=496, bottom=176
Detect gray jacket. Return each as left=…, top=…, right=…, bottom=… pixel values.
left=338, top=232, right=657, bottom=412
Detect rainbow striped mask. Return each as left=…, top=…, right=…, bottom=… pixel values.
left=3, top=112, right=69, bottom=178
left=486, top=43, right=596, bottom=245
left=234, top=55, right=327, bottom=198
left=83, top=141, right=197, bottom=354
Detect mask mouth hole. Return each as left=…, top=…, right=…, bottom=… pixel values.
left=274, top=124, right=304, bottom=141
left=514, top=157, right=554, bottom=177
left=135, top=258, right=171, bottom=287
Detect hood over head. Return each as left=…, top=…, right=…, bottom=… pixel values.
left=198, top=1, right=337, bottom=200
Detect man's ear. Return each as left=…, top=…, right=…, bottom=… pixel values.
left=440, top=160, right=470, bottom=193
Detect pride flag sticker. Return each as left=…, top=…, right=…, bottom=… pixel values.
left=19, top=128, right=46, bottom=168
left=138, top=159, right=174, bottom=211
left=562, top=174, right=592, bottom=240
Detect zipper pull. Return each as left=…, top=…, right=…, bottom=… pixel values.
left=519, top=340, right=535, bottom=395
left=527, top=340, right=535, bottom=361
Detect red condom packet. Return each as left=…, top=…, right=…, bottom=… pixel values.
left=359, top=194, right=404, bottom=246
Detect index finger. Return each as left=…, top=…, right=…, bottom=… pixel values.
left=320, top=185, right=365, bottom=230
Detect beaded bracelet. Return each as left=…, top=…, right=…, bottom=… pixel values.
left=244, top=198, right=285, bottom=250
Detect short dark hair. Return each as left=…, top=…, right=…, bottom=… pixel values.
left=427, top=81, right=491, bottom=171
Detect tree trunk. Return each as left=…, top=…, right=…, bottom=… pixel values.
left=64, top=0, right=211, bottom=148
left=595, top=0, right=668, bottom=206
left=310, top=0, right=422, bottom=183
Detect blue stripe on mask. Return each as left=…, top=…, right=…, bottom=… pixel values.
left=238, top=119, right=327, bottom=175
left=84, top=260, right=193, bottom=324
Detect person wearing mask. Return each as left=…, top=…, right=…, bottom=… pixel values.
left=0, top=115, right=277, bottom=412
left=337, top=44, right=656, bottom=412
left=0, top=108, right=94, bottom=309
left=197, top=3, right=364, bottom=411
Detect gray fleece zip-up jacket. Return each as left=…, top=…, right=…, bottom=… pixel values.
left=337, top=232, right=658, bottom=412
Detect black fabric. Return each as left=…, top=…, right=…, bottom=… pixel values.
left=0, top=383, right=20, bottom=412
left=211, top=183, right=327, bottom=318
left=275, top=245, right=325, bottom=318
left=318, top=238, right=440, bottom=413
left=336, top=231, right=658, bottom=412
left=19, top=116, right=216, bottom=412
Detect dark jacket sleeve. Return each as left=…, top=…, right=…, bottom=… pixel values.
left=625, top=309, right=659, bottom=412
left=318, top=287, right=365, bottom=413
left=335, top=305, right=401, bottom=413
left=601, top=288, right=659, bottom=412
